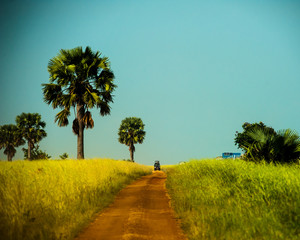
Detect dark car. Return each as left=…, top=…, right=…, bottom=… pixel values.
left=154, top=160, right=160, bottom=171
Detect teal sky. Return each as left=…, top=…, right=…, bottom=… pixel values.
left=1, top=0, right=300, bottom=164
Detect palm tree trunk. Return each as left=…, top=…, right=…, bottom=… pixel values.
left=8, top=153, right=12, bottom=162
left=130, top=148, right=134, bottom=162
left=129, top=142, right=135, bottom=162
left=28, top=141, right=31, bottom=160
left=77, top=103, right=84, bottom=159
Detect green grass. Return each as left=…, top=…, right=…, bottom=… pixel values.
left=166, top=159, right=300, bottom=240
left=0, top=159, right=151, bottom=240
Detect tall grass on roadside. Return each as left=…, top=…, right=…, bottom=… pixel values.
left=166, top=159, right=300, bottom=240
left=0, top=159, right=151, bottom=240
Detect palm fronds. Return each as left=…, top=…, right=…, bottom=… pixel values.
left=43, top=46, right=116, bottom=127
left=244, top=127, right=300, bottom=163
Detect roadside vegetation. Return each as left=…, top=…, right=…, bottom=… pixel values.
left=166, top=159, right=300, bottom=240
left=0, top=159, right=151, bottom=240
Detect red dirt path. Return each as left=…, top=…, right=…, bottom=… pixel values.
left=74, top=171, right=187, bottom=240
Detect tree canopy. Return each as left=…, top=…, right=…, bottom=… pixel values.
left=234, top=122, right=276, bottom=152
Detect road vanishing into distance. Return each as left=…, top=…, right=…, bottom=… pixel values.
left=75, top=171, right=187, bottom=240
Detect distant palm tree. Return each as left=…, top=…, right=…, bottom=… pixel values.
left=0, top=124, right=25, bottom=161
left=244, top=127, right=300, bottom=163
left=16, top=113, right=47, bottom=160
left=42, top=46, right=116, bottom=159
left=118, top=117, right=146, bottom=162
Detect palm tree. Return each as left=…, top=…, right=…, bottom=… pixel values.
left=16, top=113, right=47, bottom=160
left=118, top=117, right=146, bottom=162
left=244, top=127, right=300, bottom=163
left=0, top=124, right=25, bottom=161
left=243, top=127, right=276, bottom=162
left=235, top=122, right=276, bottom=152
left=273, top=129, right=300, bottom=163
left=42, top=46, right=116, bottom=159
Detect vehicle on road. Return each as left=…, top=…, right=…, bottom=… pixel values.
left=154, top=161, right=161, bottom=171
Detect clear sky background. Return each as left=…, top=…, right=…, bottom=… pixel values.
left=1, top=0, right=300, bottom=165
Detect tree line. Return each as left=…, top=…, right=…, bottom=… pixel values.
left=5, top=45, right=298, bottom=164
left=1, top=46, right=145, bottom=162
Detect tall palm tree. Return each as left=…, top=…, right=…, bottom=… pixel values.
left=16, top=113, right=47, bottom=160
left=0, top=124, right=25, bottom=161
left=42, top=46, right=116, bottom=159
left=118, top=117, right=146, bottom=162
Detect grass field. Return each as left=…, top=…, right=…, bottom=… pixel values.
left=166, top=159, right=300, bottom=240
left=0, top=159, right=151, bottom=240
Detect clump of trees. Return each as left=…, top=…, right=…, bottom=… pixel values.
left=235, top=122, right=300, bottom=164
left=0, top=113, right=48, bottom=161
left=118, top=117, right=146, bottom=162
left=42, top=46, right=116, bottom=159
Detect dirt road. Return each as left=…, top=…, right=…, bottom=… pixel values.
left=75, top=171, right=187, bottom=240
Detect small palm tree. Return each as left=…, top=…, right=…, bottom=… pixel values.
left=242, top=127, right=276, bottom=162
left=118, top=117, right=146, bottom=162
left=273, top=129, right=300, bottom=163
left=16, top=113, right=47, bottom=160
left=59, top=153, right=69, bottom=160
left=42, top=46, right=116, bottom=159
left=0, top=124, right=25, bottom=161
left=244, top=127, right=300, bottom=163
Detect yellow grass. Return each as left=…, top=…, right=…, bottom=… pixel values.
left=0, top=159, right=151, bottom=240
left=166, top=159, right=300, bottom=240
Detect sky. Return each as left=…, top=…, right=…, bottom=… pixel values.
left=0, top=0, right=300, bottom=165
